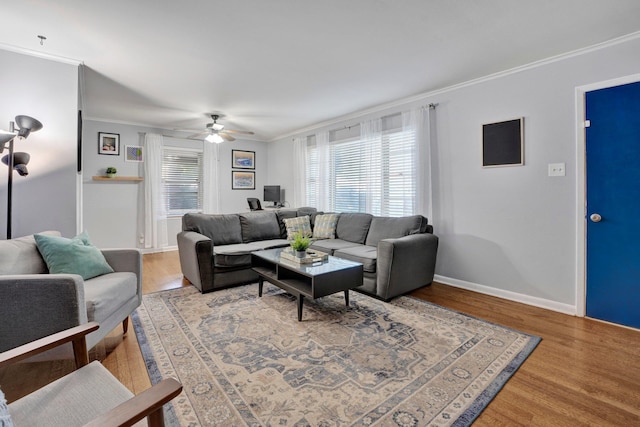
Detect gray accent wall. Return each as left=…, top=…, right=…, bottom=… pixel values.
left=0, top=49, right=78, bottom=239
left=267, top=36, right=640, bottom=311
left=81, top=120, right=268, bottom=249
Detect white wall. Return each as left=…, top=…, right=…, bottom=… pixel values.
left=267, top=35, right=640, bottom=313
left=0, top=49, right=79, bottom=239
left=82, top=119, right=268, bottom=249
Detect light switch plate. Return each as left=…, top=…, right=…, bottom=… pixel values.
left=548, top=163, right=566, bottom=177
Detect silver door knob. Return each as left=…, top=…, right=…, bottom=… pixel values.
left=590, top=213, right=602, bottom=223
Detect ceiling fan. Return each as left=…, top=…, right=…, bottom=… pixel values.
left=188, top=114, right=254, bottom=143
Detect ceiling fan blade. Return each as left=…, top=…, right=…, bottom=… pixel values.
left=224, top=129, right=255, bottom=135
left=220, top=132, right=235, bottom=142
left=187, top=131, right=207, bottom=139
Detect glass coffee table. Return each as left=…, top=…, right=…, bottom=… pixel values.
left=251, top=247, right=363, bottom=321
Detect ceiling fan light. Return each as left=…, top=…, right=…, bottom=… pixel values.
left=205, top=132, right=224, bottom=143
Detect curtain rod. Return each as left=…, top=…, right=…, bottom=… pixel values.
left=293, top=103, right=439, bottom=140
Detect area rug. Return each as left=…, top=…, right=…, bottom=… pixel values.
left=132, top=284, right=540, bottom=426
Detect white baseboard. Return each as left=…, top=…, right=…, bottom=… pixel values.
left=141, top=246, right=178, bottom=254
left=433, top=274, right=577, bottom=316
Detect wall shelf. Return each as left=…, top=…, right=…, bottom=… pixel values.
left=92, top=176, right=143, bottom=182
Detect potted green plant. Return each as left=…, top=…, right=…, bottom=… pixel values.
left=105, top=166, right=117, bottom=178
left=290, top=232, right=311, bottom=258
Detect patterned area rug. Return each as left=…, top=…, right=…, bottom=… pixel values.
left=132, top=285, right=540, bottom=426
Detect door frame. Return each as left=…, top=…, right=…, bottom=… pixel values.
left=574, top=73, right=640, bottom=317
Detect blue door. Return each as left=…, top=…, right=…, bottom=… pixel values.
left=586, top=81, right=640, bottom=329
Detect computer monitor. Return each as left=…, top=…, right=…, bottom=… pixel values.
left=263, top=185, right=282, bottom=207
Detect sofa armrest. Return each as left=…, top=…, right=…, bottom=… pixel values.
left=102, top=249, right=143, bottom=298
left=376, top=233, right=439, bottom=300
left=177, top=231, right=213, bottom=292
left=0, top=274, right=88, bottom=352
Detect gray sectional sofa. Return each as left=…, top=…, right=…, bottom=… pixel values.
left=177, top=208, right=438, bottom=301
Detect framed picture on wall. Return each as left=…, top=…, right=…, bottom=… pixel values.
left=232, top=149, right=255, bottom=169
left=482, top=117, right=524, bottom=167
left=232, top=171, right=255, bottom=189
left=125, top=145, right=144, bottom=162
left=98, top=132, right=120, bottom=155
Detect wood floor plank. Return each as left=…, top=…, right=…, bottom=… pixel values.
left=2, top=250, right=639, bottom=426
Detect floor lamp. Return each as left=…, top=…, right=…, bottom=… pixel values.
left=0, top=115, right=43, bottom=239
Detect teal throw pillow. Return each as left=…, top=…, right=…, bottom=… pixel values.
left=34, top=231, right=114, bottom=280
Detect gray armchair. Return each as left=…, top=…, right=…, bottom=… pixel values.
left=0, top=322, right=182, bottom=426
left=0, top=232, right=142, bottom=356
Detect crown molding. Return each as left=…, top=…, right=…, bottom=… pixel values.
left=0, top=42, right=82, bottom=66
left=271, top=30, right=640, bottom=142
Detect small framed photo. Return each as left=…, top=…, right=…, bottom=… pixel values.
left=125, top=145, right=143, bottom=162
left=232, top=171, right=255, bottom=190
left=482, top=117, right=524, bottom=167
left=98, top=132, right=119, bottom=155
left=232, top=150, right=255, bottom=169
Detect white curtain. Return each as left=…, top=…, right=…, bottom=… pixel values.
left=403, top=107, right=432, bottom=220
left=315, top=130, right=331, bottom=211
left=202, top=141, right=220, bottom=213
left=143, top=133, right=168, bottom=250
left=359, top=118, right=383, bottom=213
left=292, top=136, right=307, bottom=208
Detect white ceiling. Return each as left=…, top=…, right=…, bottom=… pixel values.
left=1, top=1, right=640, bottom=141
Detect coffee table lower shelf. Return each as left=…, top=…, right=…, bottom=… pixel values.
left=251, top=250, right=363, bottom=321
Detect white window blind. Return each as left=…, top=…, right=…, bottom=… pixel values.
left=162, top=148, right=203, bottom=216
left=305, top=127, right=416, bottom=216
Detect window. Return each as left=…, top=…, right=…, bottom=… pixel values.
left=306, top=124, right=417, bottom=216
left=162, top=148, right=203, bottom=216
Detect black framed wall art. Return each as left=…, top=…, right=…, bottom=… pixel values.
left=482, top=117, right=524, bottom=167
left=98, top=132, right=120, bottom=155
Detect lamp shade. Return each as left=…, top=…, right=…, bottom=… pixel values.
left=15, top=115, right=43, bottom=139
left=0, top=131, right=16, bottom=145
left=2, top=152, right=30, bottom=176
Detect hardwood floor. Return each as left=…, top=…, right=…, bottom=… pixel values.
left=2, top=251, right=639, bottom=425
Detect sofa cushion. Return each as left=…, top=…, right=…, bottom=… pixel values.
left=283, top=216, right=313, bottom=239
left=334, top=245, right=377, bottom=273
left=309, top=239, right=362, bottom=255
left=296, top=207, right=322, bottom=227
left=213, top=244, right=255, bottom=267
left=275, top=210, right=298, bottom=238
left=365, top=215, right=426, bottom=247
left=34, top=232, right=114, bottom=280
left=313, top=213, right=339, bottom=239
left=335, top=213, right=373, bottom=244
left=83, top=272, right=137, bottom=322
left=182, top=213, right=242, bottom=245
left=239, top=211, right=282, bottom=243
left=249, top=239, right=290, bottom=251
left=0, top=231, right=60, bottom=275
